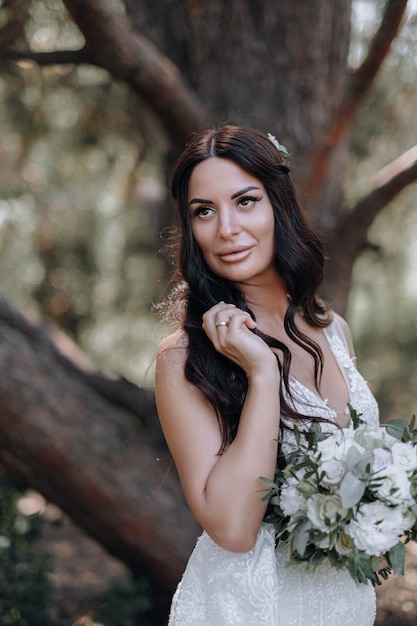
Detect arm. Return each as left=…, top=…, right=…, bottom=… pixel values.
left=155, top=305, right=280, bottom=553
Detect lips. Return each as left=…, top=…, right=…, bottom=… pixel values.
left=217, top=245, right=254, bottom=262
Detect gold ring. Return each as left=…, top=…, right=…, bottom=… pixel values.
left=215, top=321, right=228, bottom=327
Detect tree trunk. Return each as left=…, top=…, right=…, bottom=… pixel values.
left=0, top=298, right=200, bottom=591
left=126, top=0, right=351, bottom=207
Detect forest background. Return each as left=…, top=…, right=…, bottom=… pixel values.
left=1, top=0, right=417, bottom=624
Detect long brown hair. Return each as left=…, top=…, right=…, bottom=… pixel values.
left=163, top=125, right=331, bottom=452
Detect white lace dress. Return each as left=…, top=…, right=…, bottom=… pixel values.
left=168, top=319, right=379, bottom=625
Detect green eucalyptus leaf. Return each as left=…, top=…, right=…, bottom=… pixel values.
left=388, top=542, right=406, bottom=575
left=292, top=520, right=311, bottom=557
left=385, top=419, right=412, bottom=441
left=340, top=472, right=366, bottom=508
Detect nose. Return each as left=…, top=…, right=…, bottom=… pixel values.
left=217, top=209, right=241, bottom=239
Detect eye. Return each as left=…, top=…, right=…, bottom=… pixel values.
left=192, top=205, right=214, bottom=219
left=237, top=195, right=260, bottom=209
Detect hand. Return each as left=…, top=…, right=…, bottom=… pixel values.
left=202, top=302, right=277, bottom=377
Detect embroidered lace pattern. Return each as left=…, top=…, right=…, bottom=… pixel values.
left=168, top=318, right=378, bottom=625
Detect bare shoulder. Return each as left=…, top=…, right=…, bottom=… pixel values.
left=331, top=311, right=355, bottom=357
left=156, top=328, right=188, bottom=370
left=155, top=328, right=215, bottom=423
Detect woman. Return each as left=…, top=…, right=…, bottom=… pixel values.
left=155, top=125, right=378, bottom=625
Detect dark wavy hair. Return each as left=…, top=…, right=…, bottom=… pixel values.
left=162, top=124, right=331, bottom=452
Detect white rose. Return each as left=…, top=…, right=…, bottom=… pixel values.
left=371, top=448, right=392, bottom=473
left=316, top=429, right=356, bottom=463
left=307, top=493, right=347, bottom=533
left=392, top=442, right=417, bottom=476
left=371, top=465, right=413, bottom=506
left=347, top=501, right=404, bottom=556
left=280, top=485, right=307, bottom=517
left=316, top=436, right=338, bottom=463
left=319, top=459, right=345, bottom=486
left=335, top=532, right=354, bottom=556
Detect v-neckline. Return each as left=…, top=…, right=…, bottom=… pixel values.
left=288, top=325, right=352, bottom=425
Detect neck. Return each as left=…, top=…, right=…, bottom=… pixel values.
left=237, top=273, right=289, bottom=324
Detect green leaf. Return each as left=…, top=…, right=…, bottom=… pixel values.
left=344, top=446, right=363, bottom=472
left=385, top=418, right=412, bottom=441
left=348, top=404, right=365, bottom=429
left=388, top=542, right=406, bottom=575
left=259, top=476, right=278, bottom=490
left=292, top=520, right=311, bottom=557
left=345, top=446, right=374, bottom=478
left=340, top=472, right=366, bottom=508
left=293, top=424, right=301, bottom=447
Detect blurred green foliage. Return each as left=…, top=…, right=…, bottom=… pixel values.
left=0, top=0, right=170, bottom=387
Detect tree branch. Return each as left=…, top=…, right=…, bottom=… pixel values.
left=323, top=146, right=417, bottom=312
left=0, top=297, right=199, bottom=589
left=303, top=0, right=408, bottom=205
left=4, top=48, right=92, bottom=66
left=61, top=0, right=209, bottom=151
left=343, top=144, right=417, bottom=234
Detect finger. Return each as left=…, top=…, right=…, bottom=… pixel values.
left=226, top=311, right=257, bottom=331
left=215, top=320, right=229, bottom=329
left=213, top=309, right=252, bottom=331
left=202, top=302, right=236, bottom=329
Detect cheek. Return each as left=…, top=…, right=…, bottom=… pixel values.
left=191, top=224, right=213, bottom=254
left=264, top=222, right=276, bottom=259
left=260, top=213, right=275, bottom=245
left=257, top=202, right=275, bottom=230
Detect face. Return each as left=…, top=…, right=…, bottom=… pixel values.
left=187, top=157, right=276, bottom=286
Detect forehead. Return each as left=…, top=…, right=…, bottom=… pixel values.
left=188, top=157, right=263, bottom=199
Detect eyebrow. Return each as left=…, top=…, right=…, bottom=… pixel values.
left=188, top=185, right=261, bottom=206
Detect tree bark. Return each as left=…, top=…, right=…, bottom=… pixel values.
left=0, top=298, right=200, bottom=590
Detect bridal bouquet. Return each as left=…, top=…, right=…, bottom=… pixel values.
left=261, top=407, right=417, bottom=585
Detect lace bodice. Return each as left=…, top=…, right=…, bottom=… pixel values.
left=281, top=317, right=379, bottom=454
left=168, top=318, right=378, bottom=625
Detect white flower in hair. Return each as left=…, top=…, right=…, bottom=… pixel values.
left=267, top=133, right=290, bottom=158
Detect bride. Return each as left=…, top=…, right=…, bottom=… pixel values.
left=155, top=125, right=378, bottom=625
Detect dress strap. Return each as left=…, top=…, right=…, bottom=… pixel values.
left=324, top=316, right=350, bottom=355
